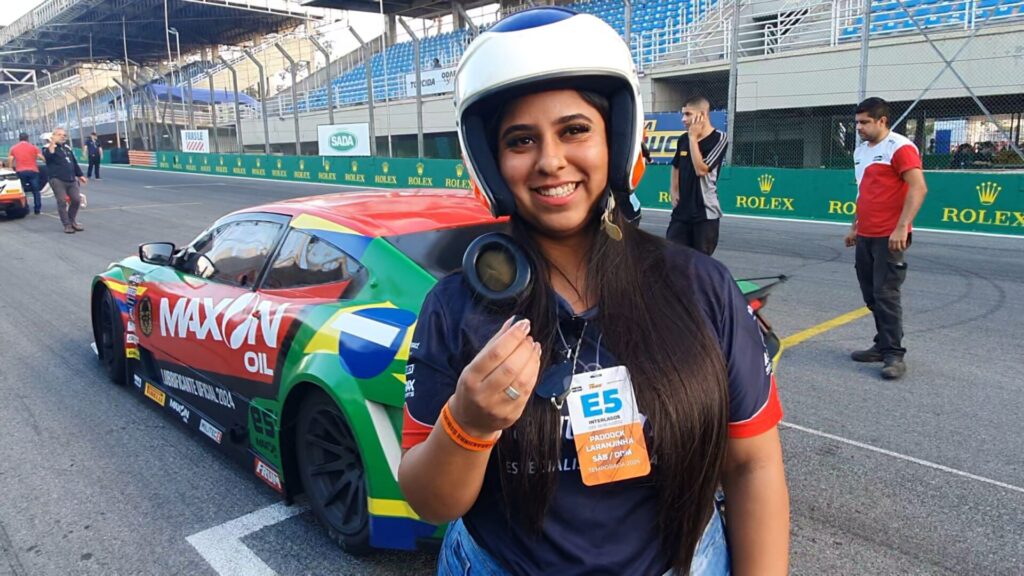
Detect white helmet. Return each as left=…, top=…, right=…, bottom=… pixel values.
left=454, top=7, right=646, bottom=218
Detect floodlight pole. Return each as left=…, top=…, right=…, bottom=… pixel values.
left=309, top=36, right=335, bottom=126
left=106, top=87, right=122, bottom=148
left=399, top=17, right=424, bottom=158
left=73, top=90, right=85, bottom=148
left=111, top=77, right=134, bottom=149
left=349, top=26, right=377, bottom=156
left=275, top=43, right=303, bottom=155
left=857, top=0, right=872, bottom=103
left=243, top=49, right=271, bottom=154
left=217, top=56, right=244, bottom=153
left=207, top=71, right=219, bottom=153
left=167, top=27, right=182, bottom=133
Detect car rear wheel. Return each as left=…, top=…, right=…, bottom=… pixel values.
left=98, top=290, right=127, bottom=385
left=296, top=390, right=371, bottom=554
left=6, top=206, right=28, bottom=219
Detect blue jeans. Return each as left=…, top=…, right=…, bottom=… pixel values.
left=437, top=508, right=731, bottom=576
left=17, top=170, right=41, bottom=213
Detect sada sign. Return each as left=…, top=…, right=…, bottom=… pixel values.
left=317, top=123, right=370, bottom=156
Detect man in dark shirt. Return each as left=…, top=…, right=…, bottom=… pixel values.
left=85, top=132, right=102, bottom=179
left=42, top=127, right=87, bottom=234
left=668, top=96, right=728, bottom=256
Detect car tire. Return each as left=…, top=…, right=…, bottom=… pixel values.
left=98, top=290, right=127, bottom=385
left=295, top=390, right=372, bottom=555
left=7, top=205, right=28, bottom=219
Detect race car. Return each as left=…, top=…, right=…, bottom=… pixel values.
left=90, top=190, right=784, bottom=554
left=0, top=166, right=28, bottom=219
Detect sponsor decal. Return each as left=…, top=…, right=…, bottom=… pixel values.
left=158, top=294, right=289, bottom=351
left=940, top=181, right=1023, bottom=227
left=329, top=131, right=358, bottom=152
left=445, top=163, right=471, bottom=189
left=343, top=159, right=364, bottom=183
left=168, top=397, right=190, bottom=424
left=160, top=369, right=236, bottom=410
left=736, top=174, right=795, bottom=212
left=336, top=307, right=418, bottom=379
left=144, top=383, right=166, bottom=407
left=250, top=405, right=278, bottom=457
left=199, top=419, right=223, bottom=444
left=255, top=458, right=283, bottom=493
left=124, top=274, right=143, bottom=359
left=133, top=374, right=143, bottom=389
left=375, top=161, right=397, bottom=185
left=138, top=297, right=153, bottom=337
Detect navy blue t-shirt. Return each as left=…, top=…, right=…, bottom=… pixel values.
left=402, top=245, right=782, bottom=575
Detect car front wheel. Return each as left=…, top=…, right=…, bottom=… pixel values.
left=295, top=390, right=371, bottom=554
left=98, top=290, right=127, bottom=385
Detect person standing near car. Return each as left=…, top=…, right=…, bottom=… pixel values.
left=7, top=132, right=46, bottom=215
left=86, top=132, right=102, bottom=179
left=845, top=97, right=927, bottom=380
left=399, top=9, right=788, bottom=576
left=42, top=127, right=87, bottom=234
left=668, top=96, right=728, bottom=256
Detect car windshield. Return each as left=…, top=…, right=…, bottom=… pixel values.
left=385, top=223, right=509, bottom=279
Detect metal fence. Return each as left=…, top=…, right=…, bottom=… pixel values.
left=645, top=0, right=1024, bottom=170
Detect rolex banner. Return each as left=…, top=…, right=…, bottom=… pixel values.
left=141, top=153, right=1023, bottom=237
left=633, top=165, right=1023, bottom=236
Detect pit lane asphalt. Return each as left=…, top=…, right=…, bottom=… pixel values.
left=0, top=167, right=1021, bottom=576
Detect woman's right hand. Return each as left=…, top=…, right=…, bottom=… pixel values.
left=448, top=317, right=542, bottom=439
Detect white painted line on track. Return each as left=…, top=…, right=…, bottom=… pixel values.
left=186, top=502, right=310, bottom=576
left=643, top=208, right=1024, bottom=240
left=143, top=183, right=228, bottom=189
left=90, top=342, right=98, bottom=356
left=83, top=201, right=204, bottom=211
left=782, top=421, right=1024, bottom=495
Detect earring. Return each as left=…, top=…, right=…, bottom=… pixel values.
left=601, top=193, right=623, bottom=241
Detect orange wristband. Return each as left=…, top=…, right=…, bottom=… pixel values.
left=440, top=402, right=499, bottom=452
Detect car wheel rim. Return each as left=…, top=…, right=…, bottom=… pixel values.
left=303, top=408, right=366, bottom=536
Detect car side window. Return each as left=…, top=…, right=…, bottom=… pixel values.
left=263, top=229, right=365, bottom=293
left=185, top=220, right=283, bottom=287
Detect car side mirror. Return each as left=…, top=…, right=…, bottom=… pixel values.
left=194, top=254, right=217, bottom=279
left=139, top=242, right=175, bottom=265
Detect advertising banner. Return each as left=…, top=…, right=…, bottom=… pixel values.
left=133, top=152, right=1024, bottom=237
left=318, top=124, right=371, bottom=157
left=643, top=111, right=728, bottom=164
left=404, top=67, right=457, bottom=98
left=181, top=130, right=210, bottom=153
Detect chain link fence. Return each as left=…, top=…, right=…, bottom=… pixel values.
left=725, top=0, right=1024, bottom=170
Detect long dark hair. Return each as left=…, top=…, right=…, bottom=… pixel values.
left=490, top=90, right=731, bottom=573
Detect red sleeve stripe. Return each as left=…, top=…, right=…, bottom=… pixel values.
left=728, top=375, right=784, bottom=439
left=401, top=405, right=435, bottom=450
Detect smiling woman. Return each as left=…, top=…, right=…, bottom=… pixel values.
left=397, top=7, right=790, bottom=576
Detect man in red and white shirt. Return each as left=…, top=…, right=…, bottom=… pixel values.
left=844, top=97, right=927, bottom=380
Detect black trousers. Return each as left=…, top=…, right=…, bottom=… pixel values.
left=87, top=156, right=101, bottom=178
left=666, top=218, right=720, bottom=256
left=855, top=235, right=910, bottom=358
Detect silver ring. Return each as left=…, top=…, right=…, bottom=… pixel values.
left=504, top=386, right=521, bottom=400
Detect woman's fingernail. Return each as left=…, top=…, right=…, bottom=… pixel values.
left=503, top=316, right=515, bottom=330
left=534, top=342, right=542, bottom=356
left=516, top=319, right=531, bottom=334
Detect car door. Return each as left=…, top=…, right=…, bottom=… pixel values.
left=255, top=227, right=369, bottom=393
left=141, top=214, right=286, bottom=424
